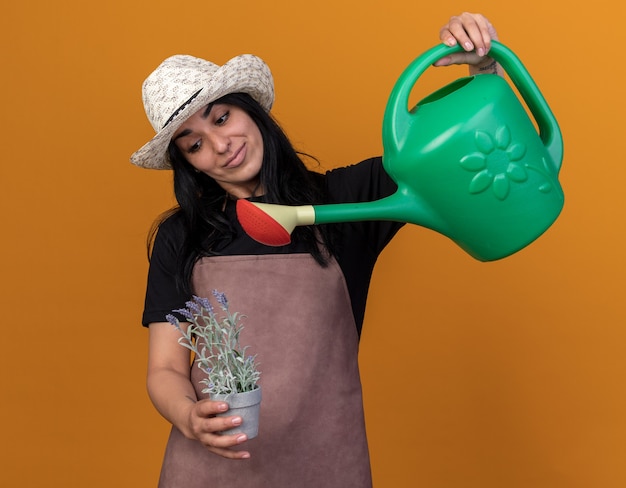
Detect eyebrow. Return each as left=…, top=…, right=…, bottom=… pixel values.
left=202, top=102, right=215, bottom=118
left=172, top=129, right=191, bottom=142
left=172, top=103, right=216, bottom=142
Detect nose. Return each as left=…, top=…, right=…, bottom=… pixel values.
left=208, top=131, right=231, bottom=154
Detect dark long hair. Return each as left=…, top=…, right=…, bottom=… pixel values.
left=149, top=92, right=334, bottom=294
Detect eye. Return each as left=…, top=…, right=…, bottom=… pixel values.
left=215, top=110, right=230, bottom=126
left=187, top=140, right=201, bottom=154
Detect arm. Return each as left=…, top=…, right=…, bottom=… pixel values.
left=147, top=322, right=252, bottom=459
left=434, top=12, right=503, bottom=76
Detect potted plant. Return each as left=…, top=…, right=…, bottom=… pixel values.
left=166, top=290, right=262, bottom=439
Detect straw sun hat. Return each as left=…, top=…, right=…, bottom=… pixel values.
left=130, top=54, right=274, bottom=170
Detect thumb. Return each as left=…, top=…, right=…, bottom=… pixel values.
left=434, top=52, right=485, bottom=67
left=195, top=398, right=230, bottom=417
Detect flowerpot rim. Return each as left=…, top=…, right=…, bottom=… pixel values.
left=211, top=385, right=262, bottom=408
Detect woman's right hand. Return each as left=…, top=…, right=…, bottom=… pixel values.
left=184, top=398, right=251, bottom=459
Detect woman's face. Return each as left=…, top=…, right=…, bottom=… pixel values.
left=172, top=103, right=264, bottom=198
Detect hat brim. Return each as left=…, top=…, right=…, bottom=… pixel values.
left=130, top=55, right=274, bottom=170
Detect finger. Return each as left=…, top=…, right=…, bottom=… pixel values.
left=189, top=400, right=245, bottom=439
left=200, top=434, right=250, bottom=459
left=200, top=430, right=251, bottom=459
left=469, top=15, right=495, bottom=55
left=200, top=429, right=248, bottom=448
left=439, top=26, right=459, bottom=47
left=206, top=444, right=251, bottom=460
left=206, top=413, right=244, bottom=431
left=434, top=51, right=485, bottom=67
left=194, top=399, right=230, bottom=416
left=443, top=14, right=477, bottom=52
left=442, top=13, right=493, bottom=57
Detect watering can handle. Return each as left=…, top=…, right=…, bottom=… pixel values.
left=383, top=41, right=563, bottom=171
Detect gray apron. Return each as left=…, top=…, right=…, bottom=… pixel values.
left=158, top=253, right=372, bottom=487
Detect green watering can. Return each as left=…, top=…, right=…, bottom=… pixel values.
left=237, top=41, right=564, bottom=261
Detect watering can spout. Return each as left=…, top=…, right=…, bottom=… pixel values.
left=313, top=188, right=441, bottom=229
left=237, top=190, right=442, bottom=248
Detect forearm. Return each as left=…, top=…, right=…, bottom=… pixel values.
left=147, top=366, right=198, bottom=438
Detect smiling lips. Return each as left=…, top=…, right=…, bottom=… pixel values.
left=224, top=143, right=246, bottom=168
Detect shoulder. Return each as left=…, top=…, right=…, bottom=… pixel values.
left=325, top=156, right=383, bottom=179
left=149, top=209, right=186, bottom=266
left=323, top=156, right=396, bottom=203
left=153, top=210, right=185, bottom=245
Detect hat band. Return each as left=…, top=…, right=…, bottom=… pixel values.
left=162, top=88, right=203, bottom=129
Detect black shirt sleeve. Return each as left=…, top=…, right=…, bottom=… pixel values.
left=325, top=156, right=403, bottom=252
left=142, top=214, right=190, bottom=326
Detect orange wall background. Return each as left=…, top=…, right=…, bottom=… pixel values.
left=2, top=0, right=624, bottom=486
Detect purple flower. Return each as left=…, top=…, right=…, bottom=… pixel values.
left=173, top=307, right=194, bottom=321
left=193, top=295, right=214, bottom=314
left=165, top=314, right=180, bottom=327
left=185, top=300, right=203, bottom=315
left=212, top=290, right=229, bottom=309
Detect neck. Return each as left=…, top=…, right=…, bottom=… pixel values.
left=225, top=181, right=263, bottom=200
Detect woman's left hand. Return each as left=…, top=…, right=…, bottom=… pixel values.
left=434, top=12, right=501, bottom=75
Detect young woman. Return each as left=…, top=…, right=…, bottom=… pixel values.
left=132, top=12, right=499, bottom=488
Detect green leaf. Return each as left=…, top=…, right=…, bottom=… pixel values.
left=495, top=125, right=511, bottom=149
left=475, top=131, right=495, bottom=153
left=539, top=182, right=553, bottom=193
left=507, top=143, right=527, bottom=162
left=506, top=163, right=528, bottom=182
left=460, top=153, right=487, bottom=171
left=492, top=174, right=510, bottom=200
left=468, top=170, right=493, bottom=194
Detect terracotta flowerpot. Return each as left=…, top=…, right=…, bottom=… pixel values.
left=212, top=386, right=262, bottom=439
